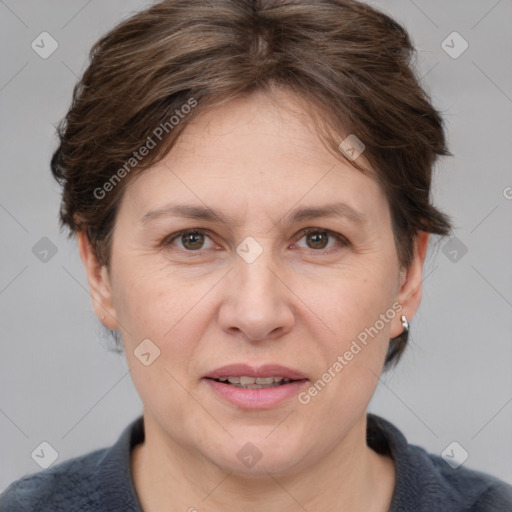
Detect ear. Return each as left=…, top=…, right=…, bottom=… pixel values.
left=77, top=231, right=119, bottom=330
left=389, top=231, right=430, bottom=338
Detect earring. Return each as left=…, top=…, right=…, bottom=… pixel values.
left=400, top=315, right=409, bottom=334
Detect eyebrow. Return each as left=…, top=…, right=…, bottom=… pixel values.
left=140, top=201, right=368, bottom=227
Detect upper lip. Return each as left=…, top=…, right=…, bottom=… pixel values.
left=204, top=364, right=308, bottom=381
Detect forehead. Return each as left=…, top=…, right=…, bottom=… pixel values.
left=168, top=88, right=371, bottom=171
left=121, top=89, right=389, bottom=229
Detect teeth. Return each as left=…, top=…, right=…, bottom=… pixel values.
left=274, top=377, right=291, bottom=383
left=255, top=377, right=274, bottom=385
left=216, top=376, right=293, bottom=388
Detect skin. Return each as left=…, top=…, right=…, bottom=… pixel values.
left=78, top=86, right=429, bottom=512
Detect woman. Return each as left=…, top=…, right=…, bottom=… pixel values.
left=1, top=0, right=511, bottom=510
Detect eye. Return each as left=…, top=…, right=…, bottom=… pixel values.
left=162, top=229, right=216, bottom=252
left=293, top=227, right=349, bottom=253
left=161, top=227, right=349, bottom=254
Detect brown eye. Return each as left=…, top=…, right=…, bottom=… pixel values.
left=181, top=231, right=205, bottom=250
left=164, top=229, right=214, bottom=251
left=305, top=231, right=329, bottom=249
left=294, top=228, right=349, bottom=253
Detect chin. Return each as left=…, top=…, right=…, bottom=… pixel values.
left=200, top=430, right=311, bottom=477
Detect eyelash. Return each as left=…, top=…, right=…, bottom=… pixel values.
left=161, top=227, right=349, bottom=255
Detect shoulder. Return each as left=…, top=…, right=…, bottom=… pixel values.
left=0, top=447, right=108, bottom=512
left=367, top=414, right=512, bottom=511
left=408, top=443, right=512, bottom=511
left=0, top=416, right=144, bottom=512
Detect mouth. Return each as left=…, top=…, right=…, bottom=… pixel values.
left=203, top=364, right=308, bottom=408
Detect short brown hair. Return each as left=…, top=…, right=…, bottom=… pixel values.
left=51, top=0, right=453, bottom=367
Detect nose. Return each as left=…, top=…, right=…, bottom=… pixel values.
left=218, top=249, right=295, bottom=343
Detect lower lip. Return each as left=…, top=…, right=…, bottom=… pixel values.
left=204, top=378, right=308, bottom=409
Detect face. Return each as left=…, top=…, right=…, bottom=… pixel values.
left=80, top=87, right=428, bottom=476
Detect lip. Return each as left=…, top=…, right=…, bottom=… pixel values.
left=204, top=363, right=308, bottom=380
left=203, top=363, right=308, bottom=409
left=204, top=378, right=308, bottom=409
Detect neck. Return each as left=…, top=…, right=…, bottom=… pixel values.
left=131, top=412, right=395, bottom=512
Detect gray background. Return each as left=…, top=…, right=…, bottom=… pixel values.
left=1, top=0, right=511, bottom=493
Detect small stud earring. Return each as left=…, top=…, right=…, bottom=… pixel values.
left=400, top=315, right=409, bottom=334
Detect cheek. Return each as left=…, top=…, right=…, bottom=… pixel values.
left=306, top=259, right=397, bottom=340
left=111, top=256, right=195, bottom=337
left=110, top=257, right=215, bottom=377
left=298, top=278, right=394, bottom=436
left=114, top=265, right=207, bottom=422
left=300, top=259, right=398, bottom=405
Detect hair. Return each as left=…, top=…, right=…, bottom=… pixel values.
left=50, top=0, right=453, bottom=368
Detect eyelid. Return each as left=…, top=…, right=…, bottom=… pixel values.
left=295, top=227, right=349, bottom=243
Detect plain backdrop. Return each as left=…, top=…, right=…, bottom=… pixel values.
left=1, top=0, right=511, bottom=493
